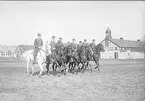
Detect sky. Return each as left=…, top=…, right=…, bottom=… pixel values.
left=0, top=1, right=145, bottom=45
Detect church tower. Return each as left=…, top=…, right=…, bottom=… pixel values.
left=105, top=27, right=112, bottom=39
left=105, top=27, right=112, bottom=47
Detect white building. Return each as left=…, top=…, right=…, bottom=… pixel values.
left=100, top=28, right=145, bottom=59
left=0, top=45, right=17, bottom=57
left=15, top=45, right=34, bottom=58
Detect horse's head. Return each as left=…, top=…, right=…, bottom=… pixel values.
left=97, top=43, right=105, bottom=52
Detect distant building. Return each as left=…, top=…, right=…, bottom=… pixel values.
left=15, top=45, right=34, bottom=58
left=0, top=45, right=17, bottom=57
left=100, top=27, right=145, bottom=59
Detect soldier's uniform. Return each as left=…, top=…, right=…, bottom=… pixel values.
left=77, top=41, right=82, bottom=51
left=70, top=42, right=77, bottom=51
left=50, top=40, right=56, bottom=55
left=77, top=41, right=83, bottom=61
left=33, top=35, right=43, bottom=63
left=70, top=43, right=77, bottom=56
left=56, top=38, right=64, bottom=56
left=90, top=39, right=96, bottom=52
left=56, top=40, right=64, bottom=50
left=82, top=39, right=88, bottom=48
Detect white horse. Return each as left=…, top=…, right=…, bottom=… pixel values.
left=22, top=48, right=47, bottom=77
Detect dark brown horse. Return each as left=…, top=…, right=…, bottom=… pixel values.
left=45, top=48, right=67, bottom=76
left=87, top=43, right=105, bottom=72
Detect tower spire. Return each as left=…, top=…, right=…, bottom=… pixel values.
left=105, top=27, right=112, bottom=39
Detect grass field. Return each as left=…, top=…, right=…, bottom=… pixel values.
left=0, top=58, right=145, bottom=101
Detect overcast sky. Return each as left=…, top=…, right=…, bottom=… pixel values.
left=0, top=1, right=144, bottom=45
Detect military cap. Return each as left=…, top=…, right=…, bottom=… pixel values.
left=84, top=39, right=87, bottom=41
left=37, top=33, right=41, bottom=36
left=92, top=39, right=95, bottom=41
left=59, top=37, right=62, bottom=39
left=72, top=38, right=76, bottom=41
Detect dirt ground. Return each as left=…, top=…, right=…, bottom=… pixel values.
left=0, top=59, right=145, bottom=101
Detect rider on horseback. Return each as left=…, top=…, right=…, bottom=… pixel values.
left=50, top=36, right=56, bottom=55
left=77, top=41, right=83, bottom=60
left=70, top=38, right=77, bottom=56
left=77, top=41, right=83, bottom=50
left=82, top=39, right=88, bottom=48
left=56, top=37, right=64, bottom=56
left=90, top=39, right=96, bottom=53
left=33, top=33, right=43, bottom=64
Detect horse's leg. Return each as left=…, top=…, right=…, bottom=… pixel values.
left=77, top=62, right=81, bottom=72
left=57, top=64, right=61, bottom=77
left=81, top=63, right=85, bottom=73
left=94, top=58, right=100, bottom=72
left=76, top=62, right=80, bottom=73
left=88, top=61, right=92, bottom=72
left=82, top=62, right=88, bottom=73
left=97, top=61, right=100, bottom=72
left=31, top=64, right=35, bottom=75
left=62, top=61, right=66, bottom=75
left=72, top=62, right=76, bottom=73
left=38, top=63, right=43, bottom=77
left=26, top=59, right=30, bottom=75
left=52, top=63, right=56, bottom=75
left=46, top=63, right=49, bottom=74
left=45, top=56, right=49, bottom=74
left=68, top=62, right=71, bottom=72
left=46, top=64, right=50, bottom=75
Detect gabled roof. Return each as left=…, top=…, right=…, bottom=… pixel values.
left=107, top=38, right=145, bottom=48
left=0, top=45, right=17, bottom=53
left=15, top=45, right=34, bottom=53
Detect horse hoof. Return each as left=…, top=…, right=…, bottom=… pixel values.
left=63, top=73, right=66, bottom=76
left=47, top=73, right=50, bottom=76
left=58, top=74, right=61, bottom=77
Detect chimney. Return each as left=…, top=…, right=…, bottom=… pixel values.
left=120, top=37, right=123, bottom=40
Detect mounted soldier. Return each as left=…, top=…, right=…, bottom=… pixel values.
left=33, top=33, right=43, bottom=64
left=50, top=36, right=56, bottom=55
left=56, top=37, right=64, bottom=56
left=90, top=39, right=96, bottom=53
left=77, top=41, right=82, bottom=51
left=82, top=39, right=88, bottom=48
left=70, top=38, right=77, bottom=56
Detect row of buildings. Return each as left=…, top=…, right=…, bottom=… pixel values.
left=0, top=28, right=145, bottom=59
left=0, top=45, right=34, bottom=58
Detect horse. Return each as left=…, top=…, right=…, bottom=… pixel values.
left=78, top=45, right=89, bottom=73
left=88, top=43, right=105, bottom=72
left=22, top=48, right=47, bottom=77
left=50, top=48, right=67, bottom=76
